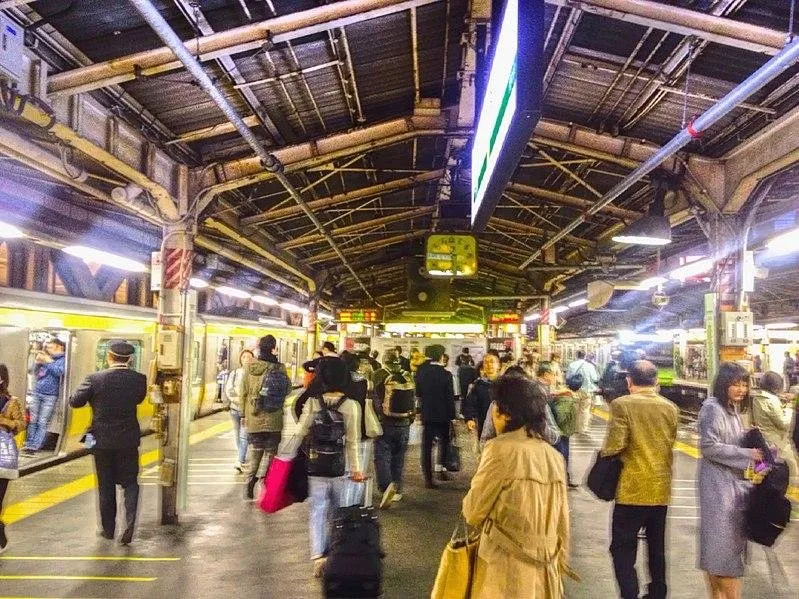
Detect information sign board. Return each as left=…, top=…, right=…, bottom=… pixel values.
left=336, top=308, right=382, bottom=323
left=425, top=234, right=477, bottom=278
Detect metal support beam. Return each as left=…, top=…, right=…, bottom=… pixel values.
left=171, top=0, right=286, bottom=145
left=128, top=0, right=372, bottom=299
left=520, top=34, right=799, bottom=268
left=545, top=0, right=785, bottom=55
left=200, top=110, right=447, bottom=201
left=488, top=217, right=595, bottom=248
left=279, top=206, right=435, bottom=249
left=506, top=182, right=641, bottom=220
left=241, top=170, right=443, bottom=226
left=307, top=231, right=426, bottom=264
left=49, top=0, right=442, bottom=97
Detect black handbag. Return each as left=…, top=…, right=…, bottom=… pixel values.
left=444, top=423, right=461, bottom=473
left=586, top=451, right=622, bottom=501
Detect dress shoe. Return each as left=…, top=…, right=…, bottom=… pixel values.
left=438, top=471, right=451, bottom=482
left=244, top=475, right=257, bottom=500
left=119, top=527, right=134, bottom=545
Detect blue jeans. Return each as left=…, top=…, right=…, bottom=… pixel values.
left=374, top=425, right=409, bottom=493
left=229, top=409, right=248, bottom=463
left=24, top=393, right=58, bottom=451
left=308, top=475, right=350, bottom=559
left=555, top=436, right=571, bottom=482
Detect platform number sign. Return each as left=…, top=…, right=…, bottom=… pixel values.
left=424, top=234, right=477, bottom=278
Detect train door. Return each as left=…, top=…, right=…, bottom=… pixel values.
left=21, top=329, right=72, bottom=463
left=0, top=326, right=29, bottom=402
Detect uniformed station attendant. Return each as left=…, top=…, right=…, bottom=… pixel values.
left=69, top=340, right=147, bottom=545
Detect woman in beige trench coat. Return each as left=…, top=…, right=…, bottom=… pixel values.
left=462, top=373, right=573, bottom=599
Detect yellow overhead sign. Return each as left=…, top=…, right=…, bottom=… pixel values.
left=425, top=234, right=477, bottom=278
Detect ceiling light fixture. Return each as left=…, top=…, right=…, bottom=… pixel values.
left=612, top=175, right=674, bottom=246
left=189, top=277, right=209, bottom=289
left=215, top=286, right=252, bottom=299
left=765, top=227, right=799, bottom=255
left=669, top=257, right=714, bottom=280
left=637, top=276, right=667, bottom=290
left=764, top=322, right=797, bottom=330
left=252, top=295, right=278, bottom=306
left=0, top=221, right=25, bottom=239
left=551, top=305, right=569, bottom=314
left=523, top=313, right=541, bottom=322
left=62, top=245, right=147, bottom=272
left=568, top=298, right=589, bottom=308
left=280, top=302, right=309, bottom=315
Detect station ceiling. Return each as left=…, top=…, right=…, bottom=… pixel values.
left=1, top=0, right=798, bottom=322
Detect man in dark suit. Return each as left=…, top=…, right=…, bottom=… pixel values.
left=414, top=344, right=456, bottom=488
left=69, top=340, right=147, bottom=545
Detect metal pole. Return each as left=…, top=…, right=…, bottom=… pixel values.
left=520, top=34, right=799, bottom=269
left=127, top=0, right=374, bottom=301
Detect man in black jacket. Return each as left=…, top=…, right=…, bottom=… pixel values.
left=415, top=344, right=456, bottom=488
left=69, top=341, right=147, bottom=545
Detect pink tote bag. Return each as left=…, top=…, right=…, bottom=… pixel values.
left=258, top=456, right=295, bottom=513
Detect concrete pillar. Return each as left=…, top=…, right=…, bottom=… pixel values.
left=306, top=296, right=319, bottom=359
left=538, top=297, right=553, bottom=359
left=154, top=220, right=195, bottom=525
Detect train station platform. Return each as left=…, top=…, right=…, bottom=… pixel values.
left=1, top=408, right=797, bottom=599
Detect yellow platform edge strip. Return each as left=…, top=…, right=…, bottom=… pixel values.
left=591, top=406, right=799, bottom=499
left=0, top=556, right=180, bottom=562
left=0, top=575, right=156, bottom=582
left=4, top=420, right=231, bottom=526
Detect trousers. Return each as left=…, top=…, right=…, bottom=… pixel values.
left=610, top=504, right=668, bottom=599
left=24, top=393, right=58, bottom=451
left=422, top=421, right=450, bottom=484
left=93, top=447, right=140, bottom=536
left=375, top=425, right=410, bottom=493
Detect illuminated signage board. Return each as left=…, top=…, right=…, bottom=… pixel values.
left=471, top=0, right=545, bottom=232
left=425, top=234, right=478, bottom=278
left=488, top=312, right=521, bottom=325
left=336, top=308, right=382, bottom=323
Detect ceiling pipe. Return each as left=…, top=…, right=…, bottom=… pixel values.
left=127, top=0, right=374, bottom=301
left=519, top=35, right=799, bottom=269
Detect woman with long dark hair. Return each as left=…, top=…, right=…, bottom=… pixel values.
left=0, top=364, right=26, bottom=553
left=462, top=373, right=572, bottom=598
left=697, top=362, right=763, bottom=599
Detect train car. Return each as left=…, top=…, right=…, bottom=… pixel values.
left=0, top=287, right=306, bottom=471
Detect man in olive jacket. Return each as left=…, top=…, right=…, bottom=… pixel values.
left=601, top=360, right=678, bottom=599
left=241, top=335, right=288, bottom=500
left=69, top=341, right=146, bottom=545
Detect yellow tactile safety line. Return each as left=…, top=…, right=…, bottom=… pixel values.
left=0, top=575, right=156, bottom=582
left=591, top=406, right=799, bottom=500
left=0, top=556, right=180, bottom=561
left=3, top=420, right=232, bottom=526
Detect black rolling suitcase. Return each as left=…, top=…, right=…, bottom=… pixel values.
left=324, top=505, right=384, bottom=598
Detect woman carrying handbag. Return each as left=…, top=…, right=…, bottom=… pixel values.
left=0, top=364, right=26, bottom=553
left=440, top=374, right=574, bottom=598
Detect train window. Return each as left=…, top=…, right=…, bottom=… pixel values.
left=192, top=341, right=202, bottom=383
left=95, top=339, right=143, bottom=372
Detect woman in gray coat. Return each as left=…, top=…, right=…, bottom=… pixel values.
left=697, top=362, right=763, bottom=599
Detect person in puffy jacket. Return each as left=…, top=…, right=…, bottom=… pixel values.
left=225, top=349, right=254, bottom=472
left=0, top=364, right=26, bottom=553
left=23, top=338, right=66, bottom=454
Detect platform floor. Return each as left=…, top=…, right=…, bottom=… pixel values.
left=0, top=408, right=797, bottom=599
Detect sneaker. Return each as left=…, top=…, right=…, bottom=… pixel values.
left=438, top=471, right=451, bottom=482
left=379, top=483, right=397, bottom=509
left=21, top=448, right=36, bottom=456
left=313, top=557, right=327, bottom=579
left=233, top=462, right=243, bottom=473
left=392, top=493, right=403, bottom=503
left=567, top=483, right=580, bottom=490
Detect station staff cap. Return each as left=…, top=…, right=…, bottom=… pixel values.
left=108, top=340, right=136, bottom=357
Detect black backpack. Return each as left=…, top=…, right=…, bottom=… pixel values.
left=324, top=505, right=383, bottom=598
left=256, top=362, right=291, bottom=413
left=307, top=396, right=347, bottom=478
left=745, top=461, right=791, bottom=547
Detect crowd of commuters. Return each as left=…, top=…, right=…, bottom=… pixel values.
left=0, top=335, right=797, bottom=598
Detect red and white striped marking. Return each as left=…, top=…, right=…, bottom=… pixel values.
left=162, top=247, right=193, bottom=290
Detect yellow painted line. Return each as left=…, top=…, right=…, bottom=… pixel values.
left=0, top=575, right=156, bottom=582
left=591, top=406, right=798, bottom=498
left=4, top=420, right=232, bottom=525
left=0, top=556, right=179, bottom=562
